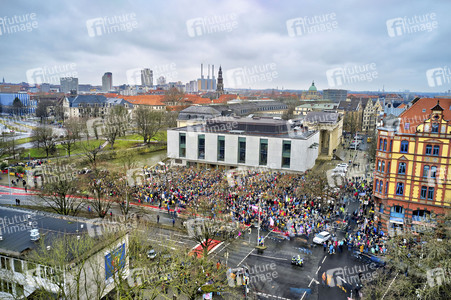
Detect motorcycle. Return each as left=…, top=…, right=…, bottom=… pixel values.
left=291, top=255, right=304, bottom=266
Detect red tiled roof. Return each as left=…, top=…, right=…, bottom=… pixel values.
left=117, top=95, right=165, bottom=106
left=398, top=98, right=451, bottom=134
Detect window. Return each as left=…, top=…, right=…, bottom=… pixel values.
left=217, top=136, right=225, bottom=161
left=378, top=161, right=381, bottom=172
left=282, top=140, right=291, bottom=168
left=420, top=186, right=427, bottom=199
left=385, top=182, right=389, bottom=194
left=383, top=139, right=387, bottom=151
left=433, top=145, right=440, bottom=156
left=259, top=139, right=268, bottom=165
left=238, top=137, right=246, bottom=164
left=427, top=187, right=434, bottom=200
left=387, top=162, right=391, bottom=173
left=396, top=182, right=404, bottom=195
left=423, top=165, right=430, bottom=177
left=431, top=166, right=437, bottom=178
left=0, top=257, right=11, bottom=270
left=425, top=144, right=432, bottom=155
left=400, top=140, right=409, bottom=153
left=379, top=138, right=383, bottom=150
left=379, top=204, right=384, bottom=213
left=375, top=179, right=379, bottom=192
left=398, top=162, right=406, bottom=174
left=432, top=123, right=439, bottom=133
left=198, top=134, right=205, bottom=159
left=389, top=140, right=393, bottom=152
left=380, top=181, right=383, bottom=193
left=179, top=133, right=186, bottom=158
left=412, top=210, right=431, bottom=222
left=14, top=259, right=22, bottom=273
left=391, top=205, right=404, bottom=214
left=381, top=161, right=385, bottom=173
left=27, top=262, right=37, bottom=277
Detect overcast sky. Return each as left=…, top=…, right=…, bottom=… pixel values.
left=0, top=0, right=450, bottom=92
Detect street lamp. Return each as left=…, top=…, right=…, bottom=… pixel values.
left=7, top=166, right=11, bottom=195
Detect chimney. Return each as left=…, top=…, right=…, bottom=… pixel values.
left=212, top=65, right=215, bottom=79
left=208, top=64, right=210, bottom=79
left=201, top=64, right=204, bottom=79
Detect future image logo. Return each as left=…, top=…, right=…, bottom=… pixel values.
left=86, top=13, right=138, bottom=37
left=286, top=13, right=338, bottom=37
left=326, top=63, right=378, bottom=88
left=225, top=63, right=278, bottom=89
left=386, top=13, right=438, bottom=38
left=0, top=13, right=38, bottom=36
left=186, top=13, right=238, bottom=37
left=426, top=66, right=451, bottom=88
left=126, top=168, right=146, bottom=186
left=26, top=63, right=77, bottom=85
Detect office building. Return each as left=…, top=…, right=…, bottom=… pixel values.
left=323, top=89, right=347, bottom=103
left=102, top=72, right=113, bottom=92
left=60, top=77, right=79, bottom=94
left=141, top=68, right=153, bottom=87
left=167, top=116, right=319, bottom=172
left=0, top=206, right=129, bottom=299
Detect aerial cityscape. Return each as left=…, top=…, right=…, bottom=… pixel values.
left=0, top=0, right=450, bottom=299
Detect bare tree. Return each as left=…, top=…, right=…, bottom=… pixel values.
left=31, top=126, right=56, bottom=158
left=163, top=87, right=184, bottom=105
left=104, top=105, right=130, bottom=149
left=80, top=141, right=104, bottom=169
left=37, top=164, right=84, bottom=216
left=186, top=196, right=238, bottom=258
left=61, top=118, right=83, bottom=157
left=81, top=169, right=118, bottom=218
left=134, top=107, right=166, bottom=144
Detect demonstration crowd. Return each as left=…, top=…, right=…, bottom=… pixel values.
left=130, top=165, right=388, bottom=257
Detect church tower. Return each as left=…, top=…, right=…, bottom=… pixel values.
left=216, top=66, right=224, bottom=95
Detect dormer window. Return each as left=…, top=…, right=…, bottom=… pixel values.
left=432, top=123, right=439, bottom=133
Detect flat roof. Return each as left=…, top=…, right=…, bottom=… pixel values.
left=172, top=123, right=317, bottom=139
left=0, top=206, right=91, bottom=257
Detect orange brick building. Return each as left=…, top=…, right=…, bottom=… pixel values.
left=373, top=98, right=451, bottom=235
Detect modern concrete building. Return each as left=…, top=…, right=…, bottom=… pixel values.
left=323, top=89, right=347, bottom=103
left=60, top=77, right=79, bottom=94
left=141, top=69, right=153, bottom=87
left=167, top=117, right=319, bottom=172
left=0, top=206, right=129, bottom=299
left=102, top=72, right=113, bottom=92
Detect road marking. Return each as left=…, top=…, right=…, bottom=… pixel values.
left=211, top=242, right=230, bottom=258
left=252, top=292, right=290, bottom=300
left=308, top=277, right=319, bottom=287
left=249, top=253, right=289, bottom=261
left=300, top=291, right=307, bottom=300
left=237, top=248, right=254, bottom=267
left=322, top=256, right=327, bottom=264
left=315, top=266, right=321, bottom=274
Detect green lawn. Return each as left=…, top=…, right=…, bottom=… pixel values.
left=15, top=137, right=32, bottom=145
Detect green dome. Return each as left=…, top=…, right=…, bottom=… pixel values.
left=308, top=81, right=317, bottom=92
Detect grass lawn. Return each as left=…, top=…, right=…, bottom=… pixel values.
left=120, top=131, right=167, bottom=142
left=15, top=137, right=32, bottom=145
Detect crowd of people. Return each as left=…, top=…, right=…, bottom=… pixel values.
left=129, top=165, right=385, bottom=253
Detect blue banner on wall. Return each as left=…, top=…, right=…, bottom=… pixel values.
left=105, top=243, right=126, bottom=280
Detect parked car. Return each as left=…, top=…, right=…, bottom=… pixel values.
left=336, top=163, right=349, bottom=169
left=313, top=231, right=331, bottom=244
left=147, top=249, right=157, bottom=259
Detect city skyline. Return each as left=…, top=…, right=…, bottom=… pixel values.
left=0, top=0, right=450, bottom=92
